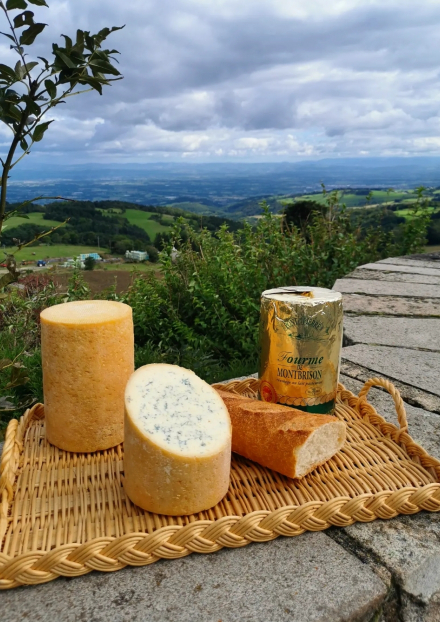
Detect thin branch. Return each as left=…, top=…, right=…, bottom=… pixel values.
left=14, top=219, right=70, bottom=252
left=63, top=87, right=94, bottom=98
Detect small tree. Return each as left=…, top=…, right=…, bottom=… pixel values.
left=0, top=0, right=123, bottom=287
left=83, top=255, right=95, bottom=271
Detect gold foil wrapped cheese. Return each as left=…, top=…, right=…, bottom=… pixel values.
left=259, top=286, right=343, bottom=414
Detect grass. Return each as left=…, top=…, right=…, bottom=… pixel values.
left=1, top=244, right=109, bottom=262
left=97, top=262, right=157, bottom=273
left=424, top=245, right=440, bottom=253
left=167, top=201, right=215, bottom=214
left=395, top=206, right=438, bottom=219
left=4, top=211, right=67, bottom=230
left=280, top=190, right=413, bottom=209
left=119, top=209, right=172, bottom=239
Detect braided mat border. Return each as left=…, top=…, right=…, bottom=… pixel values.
left=1, top=377, right=440, bottom=589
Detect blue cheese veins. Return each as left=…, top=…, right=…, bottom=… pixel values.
left=125, top=365, right=230, bottom=457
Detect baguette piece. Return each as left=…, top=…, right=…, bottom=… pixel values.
left=216, top=389, right=346, bottom=479
left=124, top=364, right=232, bottom=515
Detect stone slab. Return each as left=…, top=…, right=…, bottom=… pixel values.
left=340, top=359, right=440, bottom=415
left=359, top=263, right=440, bottom=277
left=341, top=514, right=440, bottom=609
left=334, top=379, right=440, bottom=620
left=1, top=534, right=386, bottom=622
left=407, top=251, right=440, bottom=262
left=342, top=294, right=440, bottom=317
left=378, top=257, right=440, bottom=270
left=343, top=316, right=440, bottom=352
left=334, top=278, right=440, bottom=298
left=330, top=512, right=440, bottom=621
left=347, top=268, right=440, bottom=286
left=341, top=345, right=440, bottom=398
left=340, top=374, right=440, bottom=461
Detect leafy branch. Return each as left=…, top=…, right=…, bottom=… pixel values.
left=0, top=0, right=123, bottom=286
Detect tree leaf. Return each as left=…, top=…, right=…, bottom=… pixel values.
left=44, top=77, right=56, bottom=98
left=2, top=104, right=22, bottom=122
left=6, top=0, right=27, bottom=9
left=72, top=29, right=84, bottom=53
left=14, top=59, right=24, bottom=78
left=54, top=49, right=76, bottom=68
left=0, top=63, right=18, bottom=81
left=0, top=271, right=17, bottom=289
left=23, top=60, right=38, bottom=73
left=78, top=75, right=103, bottom=94
left=13, top=9, right=34, bottom=28
left=19, top=22, right=46, bottom=45
left=20, top=137, right=28, bottom=150
left=89, top=58, right=120, bottom=76
left=27, top=0, right=48, bottom=5
left=61, top=34, right=72, bottom=49
left=0, top=31, right=16, bottom=43
left=84, top=32, right=94, bottom=51
left=32, top=119, right=52, bottom=141
left=37, top=55, right=49, bottom=69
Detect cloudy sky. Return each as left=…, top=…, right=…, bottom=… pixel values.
left=2, top=0, right=440, bottom=163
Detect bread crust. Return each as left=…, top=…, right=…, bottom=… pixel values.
left=215, top=389, right=346, bottom=478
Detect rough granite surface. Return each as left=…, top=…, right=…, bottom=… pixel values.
left=343, top=316, right=440, bottom=351
left=377, top=257, right=440, bottom=269
left=340, top=374, right=440, bottom=461
left=346, top=269, right=440, bottom=285
left=1, top=534, right=387, bottom=622
left=333, top=252, right=440, bottom=621
left=341, top=294, right=440, bottom=317
left=335, top=278, right=440, bottom=298
left=341, top=344, right=440, bottom=397
left=359, top=263, right=440, bottom=277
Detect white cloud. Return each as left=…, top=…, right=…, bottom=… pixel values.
left=2, top=0, right=440, bottom=162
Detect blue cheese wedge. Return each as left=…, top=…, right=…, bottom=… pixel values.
left=123, top=364, right=232, bottom=515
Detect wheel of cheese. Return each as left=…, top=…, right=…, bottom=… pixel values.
left=124, top=364, right=232, bottom=516
left=41, top=300, right=134, bottom=453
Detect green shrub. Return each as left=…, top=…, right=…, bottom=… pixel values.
left=84, top=256, right=96, bottom=271
left=0, top=193, right=430, bottom=437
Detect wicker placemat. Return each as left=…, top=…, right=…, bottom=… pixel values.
left=1, top=377, right=440, bottom=590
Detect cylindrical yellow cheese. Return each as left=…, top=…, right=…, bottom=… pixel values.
left=124, top=364, right=232, bottom=516
left=41, top=300, right=134, bottom=453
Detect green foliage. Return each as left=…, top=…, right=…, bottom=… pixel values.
left=124, top=193, right=430, bottom=365
left=83, top=255, right=95, bottom=270
left=145, top=245, right=159, bottom=263
left=0, top=269, right=91, bottom=434
left=283, top=199, right=326, bottom=230
left=0, top=191, right=431, bottom=437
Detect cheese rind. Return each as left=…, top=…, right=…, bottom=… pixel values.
left=124, top=364, right=231, bottom=516
left=41, top=300, right=134, bottom=453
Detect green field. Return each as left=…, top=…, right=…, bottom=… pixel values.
left=123, top=209, right=172, bottom=239
left=167, top=201, right=215, bottom=215
left=4, top=211, right=67, bottom=230
left=98, top=262, right=157, bottom=273
left=1, top=244, right=108, bottom=262
left=395, top=206, right=437, bottom=219
left=280, top=190, right=414, bottom=209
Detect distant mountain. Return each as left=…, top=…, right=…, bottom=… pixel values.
left=6, top=157, right=440, bottom=217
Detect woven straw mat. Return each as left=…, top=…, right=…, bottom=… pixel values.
left=1, top=376, right=440, bottom=590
